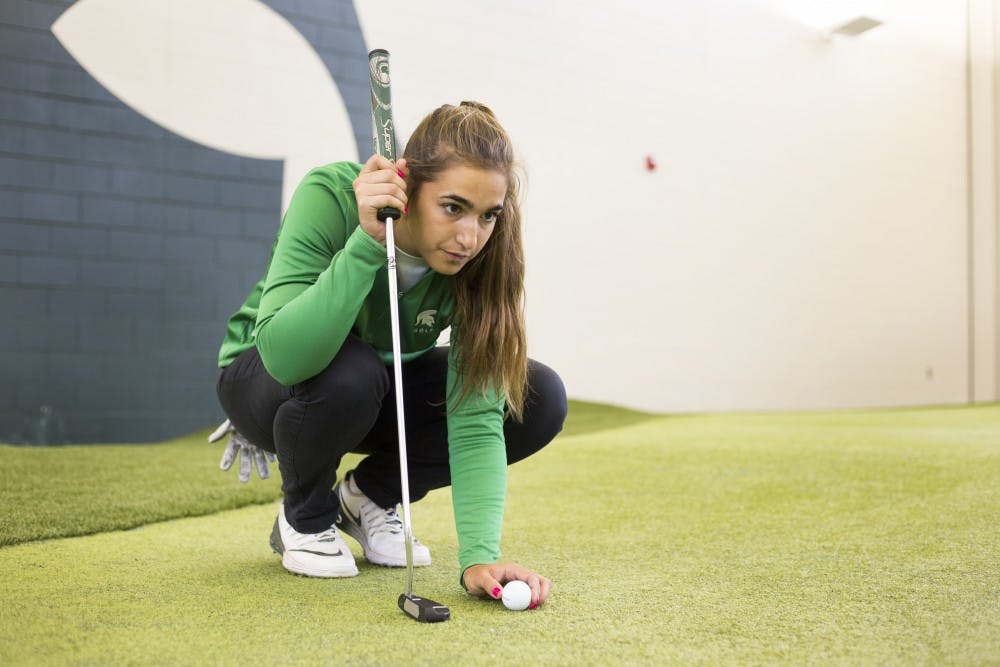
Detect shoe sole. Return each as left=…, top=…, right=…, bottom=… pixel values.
left=270, top=517, right=359, bottom=578
left=335, top=483, right=431, bottom=568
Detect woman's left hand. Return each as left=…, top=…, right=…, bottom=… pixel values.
left=463, top=562, right=552, bottom=609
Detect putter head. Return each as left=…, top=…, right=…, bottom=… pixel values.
left=398, top=593, right=450, bottom=623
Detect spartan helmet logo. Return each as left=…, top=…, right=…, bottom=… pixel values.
left=415, top=310, right=437, bottom=329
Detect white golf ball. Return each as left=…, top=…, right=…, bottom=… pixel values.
left=501, top=580, right=531, bottom=611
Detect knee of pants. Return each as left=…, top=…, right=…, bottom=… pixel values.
left=295, top=337, right=390, bottom=428
left=525, top=360, right=569, bottom=443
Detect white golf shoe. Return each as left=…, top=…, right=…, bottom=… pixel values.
left=335, top=472, right=431, bottom=568
left=269, top=504, right=359, bottom=578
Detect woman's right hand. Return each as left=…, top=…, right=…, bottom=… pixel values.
left=352, top=154, right=408, bottom=245
left=463, top=562, right=552, bottom=609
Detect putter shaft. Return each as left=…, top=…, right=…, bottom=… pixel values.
left=384, top=216, right=415, bottom=596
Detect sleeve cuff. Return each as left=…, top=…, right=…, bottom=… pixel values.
left=345, top=224, right=388, bottom=265
left=459, top=559, right=499, bottom=590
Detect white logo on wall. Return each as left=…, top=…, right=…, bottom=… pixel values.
left=51, top=0, right=357, bottom=214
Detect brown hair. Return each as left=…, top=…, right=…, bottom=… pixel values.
left=403, top=102, right=527, bottom=420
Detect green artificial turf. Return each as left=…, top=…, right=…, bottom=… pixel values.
left=0, top=431, right=282, bottom=547
left=0, top=400, right=640, bottom=547
left=556, top=399, right=657, bottom=436
left=0, top=403, right=998, bottom=664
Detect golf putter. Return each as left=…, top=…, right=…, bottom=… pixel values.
left=369, top=48, right=450, bottom=624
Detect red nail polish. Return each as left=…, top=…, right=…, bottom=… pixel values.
left=529, top=602, right=538, bottom=610
left=397, top=169, right=405, bottom=178
left=403, top=207, right=408, bottom=214
left=492, top=587, right=501, bottom=597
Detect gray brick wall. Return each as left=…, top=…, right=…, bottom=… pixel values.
left=0, top=0, right=372, bottom=443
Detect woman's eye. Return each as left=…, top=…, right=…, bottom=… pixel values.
left=482, top=212, right=499, bottom=224
left=444, top=203, right=461, bottom=215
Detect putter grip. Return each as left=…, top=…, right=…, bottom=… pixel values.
left=368, top=49, right=401, bottom=223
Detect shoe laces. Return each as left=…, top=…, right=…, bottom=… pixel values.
left=314, top=525, right=341, bottom=543
left=361, top=501, right=403, bottom=536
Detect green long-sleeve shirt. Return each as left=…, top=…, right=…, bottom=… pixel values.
left=218, top=162, right=505, bottom=574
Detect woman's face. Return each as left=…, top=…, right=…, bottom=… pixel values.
left=397, top=164, right=506, bottom=275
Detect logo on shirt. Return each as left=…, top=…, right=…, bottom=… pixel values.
left=414, top=310, right=437, bottom=334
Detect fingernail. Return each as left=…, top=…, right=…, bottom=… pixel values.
left=397, top=169, right=405, bottom=178
left=404, top=207, right=409, bottom=214
left=492, top=587, right=501, bottom=597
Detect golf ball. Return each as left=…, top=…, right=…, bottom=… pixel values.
left=501, top=580, right=531, bottom=611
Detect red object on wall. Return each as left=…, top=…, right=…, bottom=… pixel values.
left=645, top=155, right=657, bottom=172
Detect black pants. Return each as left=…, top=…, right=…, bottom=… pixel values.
left=216, top=335, right=567, bottom=533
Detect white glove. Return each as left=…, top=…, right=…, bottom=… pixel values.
left=208, top=419, right=276, bottom=482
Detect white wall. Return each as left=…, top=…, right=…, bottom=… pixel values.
left=53, top=0, right=357, bottom=213
left=993, top=0, right=1000, bottom=399
left=360, top=0, right=987, bottom=411
left=53, top=0, right=999, bottom=413
left=970, top=0, right=998, bottom=403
